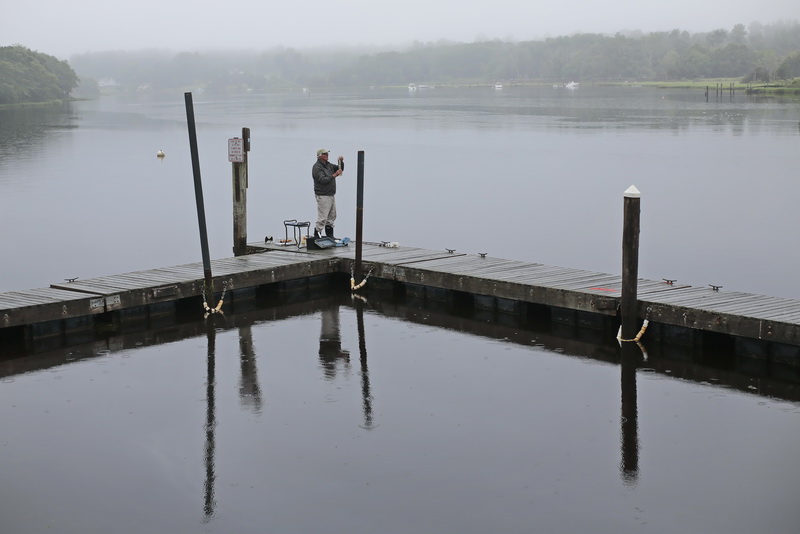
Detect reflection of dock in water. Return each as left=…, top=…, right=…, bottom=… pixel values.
left=5, top=288, right=800, bottom=502
left=3, top=266, right=799, bottom=504
left=3, top=286, right=799, bottom=401
left=3, top=244, right=800, bottom=362
left=3, top=290, right=798, bottom=403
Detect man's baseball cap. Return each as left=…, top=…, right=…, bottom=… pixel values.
left=316, top=149, right=329, bottom=156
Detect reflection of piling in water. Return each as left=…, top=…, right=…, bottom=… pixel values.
left=203, top=320, right=217, bottom=520
left=355, top=299, right=374, bottom=429
left=620, top=342, right=640, bottom=486
left=319, top=306, right=350, bottom=379
left=238, top=325, right=263, bottom=413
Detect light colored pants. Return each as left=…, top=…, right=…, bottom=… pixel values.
left=315, top=194, right=336, bottom=234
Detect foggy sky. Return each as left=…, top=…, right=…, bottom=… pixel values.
left=3, top=0, right=798, bottom=58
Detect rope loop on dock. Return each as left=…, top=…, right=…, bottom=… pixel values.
left=350, top=265, right=374, bottom=291
left=617, top=319, right=649, bottom=343
left=202, top=281, right=227, bottom=317
left=617, top=308, right=651, bottom=343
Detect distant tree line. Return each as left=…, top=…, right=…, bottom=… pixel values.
left=66, top=20, right=800, bottom=94
left=333, top=22, right=800, bottom=85
left=777, top=51, right=800, bottom=79
left=0, top=45, right=79, bottom=105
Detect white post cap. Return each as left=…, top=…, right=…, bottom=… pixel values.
left=624, top=185, right=641, bottom=198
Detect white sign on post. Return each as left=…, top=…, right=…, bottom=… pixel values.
left=228, top=138, right=245, bottom=162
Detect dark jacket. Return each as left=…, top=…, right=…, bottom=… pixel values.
left=312, top=159, right=341, bottom=196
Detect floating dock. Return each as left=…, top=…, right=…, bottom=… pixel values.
left=1, top=243, right=799, bottom=362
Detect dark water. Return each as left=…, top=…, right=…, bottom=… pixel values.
left=1, top=291, right=799, bottom=534
left=1, top=87, right=800, bottom=533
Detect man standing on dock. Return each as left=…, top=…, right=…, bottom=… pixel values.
left=312, top=149, right=344, bottom=239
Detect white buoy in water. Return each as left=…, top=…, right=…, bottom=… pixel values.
left=157, top=149, right=165, bottom=158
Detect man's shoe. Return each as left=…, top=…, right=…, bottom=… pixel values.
left=325, top=225, right=335, bottom=239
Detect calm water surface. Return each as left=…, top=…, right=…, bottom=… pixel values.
left=0, top=85, right=798, bottom=297
left=1, top=293, right=799, bottom=533
left=1, top=87, right=800, bottom=533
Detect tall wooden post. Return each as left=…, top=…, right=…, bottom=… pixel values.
left=355, top=151, right=365, bottom=279
left=621, top=185, right=641, bottom=340
left=231, top=127, right=250, bottom=257
left=184, top=92, right=214, bottom=293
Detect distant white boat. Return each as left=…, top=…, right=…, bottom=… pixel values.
left=408, top=83, right=417, bottom=91
left=494, top=83, right=503, bottom=90
left=565, top=81, right=580, bottom=89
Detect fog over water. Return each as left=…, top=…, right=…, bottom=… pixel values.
left=2, top=0, right=798, bottom=58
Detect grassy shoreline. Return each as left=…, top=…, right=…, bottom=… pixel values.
left=612, top=79, right=800, bottom=94
left=3, top=80, right=799, bottom=104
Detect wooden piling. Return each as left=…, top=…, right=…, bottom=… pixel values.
left=621, top=185, right=641, bottom=339
left=355, top=151, right=365, bottom=279
left=184, top=92, right=214, bottom=293
left=232, top=127, right=250, bottom=257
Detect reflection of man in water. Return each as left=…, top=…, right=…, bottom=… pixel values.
left=319, top=307, right=350, bottom=379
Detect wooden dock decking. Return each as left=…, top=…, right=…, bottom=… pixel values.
left=2, top=243, right=800, bottom=352
left=1, top=249, right=341, bottom=330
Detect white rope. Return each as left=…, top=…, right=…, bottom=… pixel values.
left=202, top=282, right=227, bottom=317
left=617, top=319, right=649, bottom=343
left=350, top=265, right=374, bottom=291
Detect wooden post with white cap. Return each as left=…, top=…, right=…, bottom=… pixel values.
left=621, top=185, right=641, bottom=339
